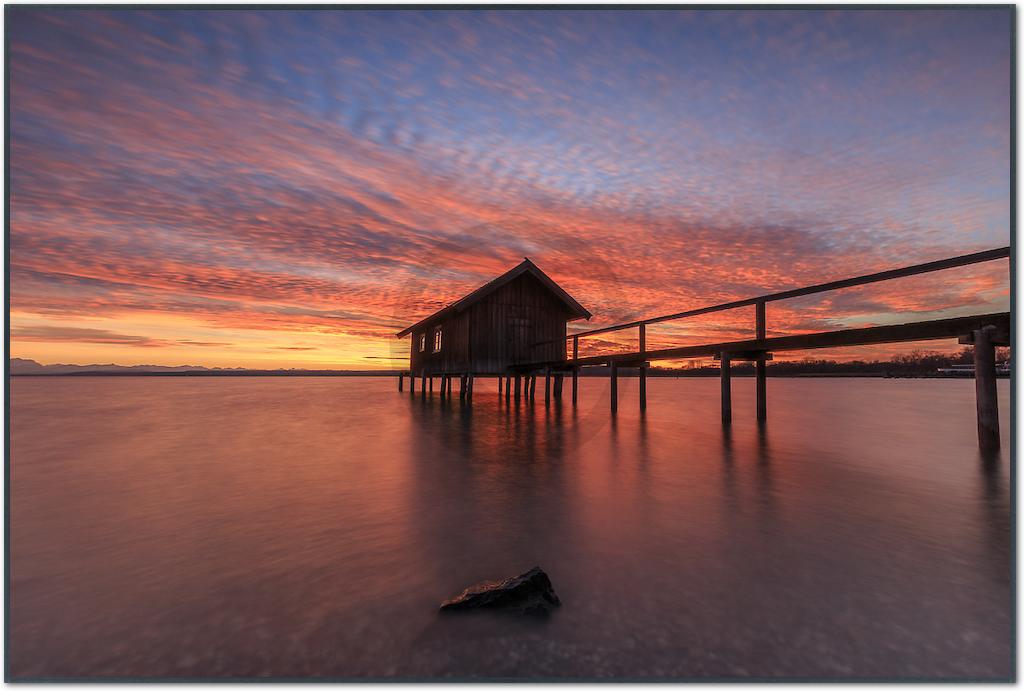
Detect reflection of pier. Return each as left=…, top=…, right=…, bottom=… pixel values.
left=398, top=247, right=1009, bottom=451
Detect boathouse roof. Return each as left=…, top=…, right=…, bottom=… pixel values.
left=396, top=258, right=591, bottom=338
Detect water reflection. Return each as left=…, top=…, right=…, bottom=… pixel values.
left=8, top=377, right=1012, bottom=680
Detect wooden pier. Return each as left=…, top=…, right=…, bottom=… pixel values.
left=398, top=247, right=1010, bottom=450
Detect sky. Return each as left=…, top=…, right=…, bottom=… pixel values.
left=8, top=8, right=1012, bottom=369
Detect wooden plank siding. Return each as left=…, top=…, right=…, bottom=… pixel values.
left=409, top=272, right=571, bottom=374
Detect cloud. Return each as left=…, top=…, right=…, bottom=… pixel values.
left=7, top=9, right=1011, bottom=366
left=11, top=326, right=172, bottom=348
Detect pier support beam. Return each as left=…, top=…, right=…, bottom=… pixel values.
left=529, top=375, right=536, bottom=401
left=572, top=336, right=580, bottom=406
left=421, top=372, right=427, bottom=399
left=720, top=352, right=732, bottom=424
left=610, top=362, right=618, bottom=412
left=973, top=326, right=1000, bottom=451
left=467, top=374, right=474, bottom=401
left=545, top=369, right=551, bottom=404
left=639, top=363, right=647, bottom=411
left=429, top=376, right=433, bottom=393
left=398, top=373, right=403, bottom=392
left=498, top=376, right=503, bottom=395
left=514, top=375, right=522, bottom=400
left=506, top=376, right=511, bottom=402
left=410, top=373, right=415, bottom=395
left=554, top=374, right=564, bottom=400
left=639, top=325, right=647, bottom=412
left=755, top=355, right=767, bottom=422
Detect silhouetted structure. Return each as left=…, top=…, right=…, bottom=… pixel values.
left=396, top=259, right=590, bottom=380
left=394, top=247, right=1010, bottom=452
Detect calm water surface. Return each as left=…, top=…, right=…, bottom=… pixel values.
left=10, top=376, right=1012, bottom=679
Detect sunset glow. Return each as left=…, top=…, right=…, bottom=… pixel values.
left=9, top=9, right=1011, bottom=368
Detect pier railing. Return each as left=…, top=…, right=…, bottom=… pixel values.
left=566, top=246, right=1011, bottom=362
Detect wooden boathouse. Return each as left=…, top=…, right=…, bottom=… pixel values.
left=395, top=258, right=591, bottom=397
left=396, top=247, right=1010, bottom=451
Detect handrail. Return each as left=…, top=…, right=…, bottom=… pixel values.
left=567, top=246, right=1010, bottom=341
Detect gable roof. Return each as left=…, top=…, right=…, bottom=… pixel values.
left=396, top=258, right=591, bottom=338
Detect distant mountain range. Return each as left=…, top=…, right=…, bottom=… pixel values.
left=8, top=358, right=396, bottom=376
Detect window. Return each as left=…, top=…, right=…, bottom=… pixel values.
left=433, top=328, right=442, bottom=353
left=419, top=334, right=426, bottom=352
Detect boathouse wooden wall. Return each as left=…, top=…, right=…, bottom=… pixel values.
left=409, top=272, right=569, bottom=374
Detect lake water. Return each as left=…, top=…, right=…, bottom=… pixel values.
left=9, top=376, right=1012, bottom=679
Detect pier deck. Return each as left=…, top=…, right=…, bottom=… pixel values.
left=557, top=312, right=1010, bottom=368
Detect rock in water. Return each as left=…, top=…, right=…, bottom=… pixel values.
left=439, top=567, right=561, bottom=615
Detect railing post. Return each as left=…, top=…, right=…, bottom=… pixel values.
left=755, top=301, right=767, bottom=422
left=720, top=352, right=732, bottom=423
left=639, top=323, right=647, bottom=411
left=973, top=326, right=1000, bottom=451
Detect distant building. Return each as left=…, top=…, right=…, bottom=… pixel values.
left=396, top=259, right=591, bottom=375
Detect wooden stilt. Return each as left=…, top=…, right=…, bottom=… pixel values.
left=639, top=363, right=647, bottom=411
left=610, top=362, right=618, bottom=412
left=410, top=373, right=415, bottom=394
left=498, top=376, right=503, bottom=395
left=720, top=352, right=732, bottom=424
left=545, top=369, right=551, bottom=404
left=973, top=326, right=1000, bottom=451
left=514, top=375, right=521, bottom=400
left=398, top=373, right=403, bottom=392
left=553, top=374, right=563, bottom=399
left=506, top=376, right=511, bottom=402
left=638, top=323, right=647, bottom=411
left=421, top=372, right=427, bottom=399
left=572, top=337, right=580, bottom=406
left=467, top=374, right=474, bottom=401
left=528, top=375, right=536, bottom=401
left=755, top=355, right=767, bottom=422
left=429, top=376, right=433, bottom=393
